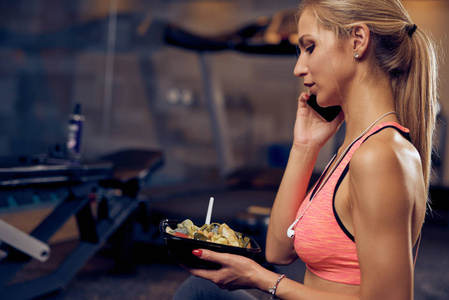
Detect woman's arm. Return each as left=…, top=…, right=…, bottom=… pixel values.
left=348, top=134, right=425, bottom=300
left=265, top=144, right=319, bottom=264
left=266, top=93, right=344, bottom=264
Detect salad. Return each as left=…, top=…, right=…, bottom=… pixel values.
left=165, top=219, right=251, bottom=249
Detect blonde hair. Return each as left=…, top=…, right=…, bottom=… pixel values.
left=298, top=0, right=439, bottom=191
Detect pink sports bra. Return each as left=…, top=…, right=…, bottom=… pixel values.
left=293, top=122, right=411, bottom=285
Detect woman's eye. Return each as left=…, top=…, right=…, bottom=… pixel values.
left=306, top=45, right=315, bottom=53
left=295, top=44, right=314, bottom=58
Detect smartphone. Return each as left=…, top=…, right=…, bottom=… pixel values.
left=307, top=94, right=341, bottom=122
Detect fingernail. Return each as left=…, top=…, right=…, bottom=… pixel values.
left=192, top=249, right=202, bottom=257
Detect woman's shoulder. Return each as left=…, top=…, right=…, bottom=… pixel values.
left=349, top=127, right=424, bottom=194
left=352, top=126, right=421, bottom=171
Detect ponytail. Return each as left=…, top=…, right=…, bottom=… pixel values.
left=391, top=27, right=439, bottom=191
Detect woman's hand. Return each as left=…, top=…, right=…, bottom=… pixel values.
left=185, top=249, right=273, bottom=292
left=293, top=92, right=344, bottom=150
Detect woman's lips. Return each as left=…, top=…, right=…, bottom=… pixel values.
left=305, top=83, right=315, bottom=94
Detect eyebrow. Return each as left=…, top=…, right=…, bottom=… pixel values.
left=298, top=34, right=313, bottom=48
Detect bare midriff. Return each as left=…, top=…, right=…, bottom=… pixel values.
left=303, top=268, right=360, bottom=295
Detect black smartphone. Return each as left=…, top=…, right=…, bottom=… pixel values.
left=307, top=94, right=341, bottom=122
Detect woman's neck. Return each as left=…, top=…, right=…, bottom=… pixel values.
left=341, top=72, right=397, bottom=146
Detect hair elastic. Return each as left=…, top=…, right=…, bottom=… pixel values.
left=408, top=24, right=417, bottom=37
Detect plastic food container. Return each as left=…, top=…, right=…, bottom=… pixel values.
left=160, top=219, right=261, bottom=269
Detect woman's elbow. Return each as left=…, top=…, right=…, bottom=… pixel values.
left=265, top=247, right=297, bottom=265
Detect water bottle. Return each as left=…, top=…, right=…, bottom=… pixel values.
left=66, top=103, right=85, bottom=162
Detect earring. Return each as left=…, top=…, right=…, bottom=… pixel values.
left=354, top=53, right=360, bottom=59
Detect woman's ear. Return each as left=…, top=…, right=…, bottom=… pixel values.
left=351, top=23, right=370, bottom=58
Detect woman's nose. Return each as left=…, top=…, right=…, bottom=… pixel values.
left=293, top=57, right=308, bottom=78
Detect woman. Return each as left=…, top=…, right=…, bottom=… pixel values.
left=173, top=0, right=439, bottom=299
